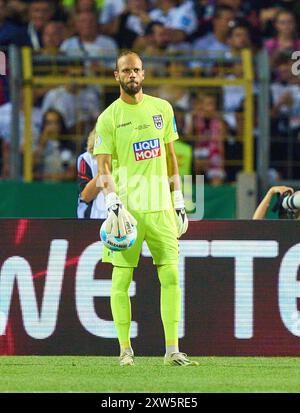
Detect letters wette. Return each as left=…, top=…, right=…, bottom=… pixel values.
left=0, top=219, right=300, bottom=354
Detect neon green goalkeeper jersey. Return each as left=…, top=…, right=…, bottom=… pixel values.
left=93, top=94, right=179, bottom=212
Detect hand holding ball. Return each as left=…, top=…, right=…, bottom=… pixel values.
left=100, top=221, right=137, bottom=251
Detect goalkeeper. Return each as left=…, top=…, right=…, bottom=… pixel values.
left=94, top=51, right=198, bottom=367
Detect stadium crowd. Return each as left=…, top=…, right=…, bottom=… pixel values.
left=0, top=0, right=300, bottom=183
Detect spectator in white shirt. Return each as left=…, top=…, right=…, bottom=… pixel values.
left=33, top=109, right=76, bottom=182
left=99, top=0, right=126, bottom=25
left=222, top=21, right=254, bottom=132
left=270, top=53, right=300, bottom=138
left=60, top=10, right=118, bottom=63
left=150, top=0, right=198, bottom=43
left=0, top=100, right=42, bottom=178
left=101, top=0, right=152, bottom=49
left=41, top=75, right=100, bottom=131
left=193, top=4, right=234, bottom=54
left=42, top=20, right=66, bottom=53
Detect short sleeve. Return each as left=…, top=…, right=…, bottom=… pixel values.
left=164, top=101, right=179, bottom=144
left=93, top=112, right=115, bottom=155
left=77, top=156, right=92, bottom=194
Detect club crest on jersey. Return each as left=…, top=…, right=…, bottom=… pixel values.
left=152, top=114, right=163, bottom=129
left=133, top=138, right=161, bottom=161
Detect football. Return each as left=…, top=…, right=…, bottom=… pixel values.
left=100, top=221, right=137, bottom=251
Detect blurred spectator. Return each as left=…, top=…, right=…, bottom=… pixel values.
left=227, top=19, right=254, bottom=53
left=216, top=0, right=258, bottom=26
left=220, top=20, right=256, bottom=139
left=191, top=0, right=261, bottom=42
left=0, top=97, right=42, bottom=178
left=41, top=69, right=100, bottom=131
left=0, top=75, right=6, bottom=107
left=258, top=1, right=300, bottom=37
left=5, top=0, right=29, bottom=25
left=143, top=21, right=171, bottom=55
left=99, top=0, right=126, bottom=29
left=74, top=0, right=98, bottom=13
left=270, top=53, right=300, bottom=178
left=42, top=20, right=67, bottom=53
left=101, top=0, right=151, bottom=49
left=154, top=59, right=191, bottom=110
left=222, top=62, right=245, bottom=135
left=271, top=53, right=300, bottom=138
left=185, top=93, right=226, bottom=185
left=33, top=109, right=76, bottom=181
left=192, top=0, right=215, bottom=26
left=264, top=9, right=300, bottom=65
left=149, top=0, right=198, bottom=43
left=193, top=5, right=234, bottom=54
left=67, top=0, right=99, bottom=38
left=0, top=0, right=27, bottom=46
left=23, top=0, right=56, bottom=50
left=60, top=10, right=117, bottom=62
left=138, top=20, right=191, bottom=55
left=221, top=20, right=254, bottom=133
left=77, top=128, right=106, bottom=218
left=32, top=21, right=68, bottom=107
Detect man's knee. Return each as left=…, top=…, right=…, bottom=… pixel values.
left=157, top=264, right=179, bottom=288
left=112, top=266, right=134, bottom=291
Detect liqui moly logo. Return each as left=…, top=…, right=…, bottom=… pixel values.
left=133, top=138, right=161, bottom=161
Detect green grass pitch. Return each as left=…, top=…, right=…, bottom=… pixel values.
left=0, top=356, right=299, bottom=393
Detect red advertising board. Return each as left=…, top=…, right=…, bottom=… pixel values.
left=0, top=219, right=300, bottom=356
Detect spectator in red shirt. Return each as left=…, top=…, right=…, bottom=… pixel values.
left=186, top=93, right=226, bottom=185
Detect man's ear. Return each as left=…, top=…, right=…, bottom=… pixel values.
left=114, top=70, right=119, bottom=81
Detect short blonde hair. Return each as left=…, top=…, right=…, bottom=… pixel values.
left=87, top=127, right=97, bottom=155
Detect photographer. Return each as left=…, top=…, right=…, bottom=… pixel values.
left=252, top=185, right=298, bottom=219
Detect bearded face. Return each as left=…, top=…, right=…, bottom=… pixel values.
left=114, top=54, right=145, bottom=97
left=119, top=78, right=143, bottom=96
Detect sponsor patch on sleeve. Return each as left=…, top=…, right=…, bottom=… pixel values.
left=173, top=116, right=178, bottom=133
left=95, top=135, right=102, bottom=148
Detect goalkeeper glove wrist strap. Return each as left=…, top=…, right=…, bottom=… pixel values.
left=172, top=190, right=185, bottom=209
left=105, top=192, right=121, bottom=210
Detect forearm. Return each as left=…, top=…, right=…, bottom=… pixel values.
left=166, top=144, right=181, bottom=192
left=252, top=191, right=273, bottom=219
left=96, top=154, right=116, bottom=196
left=80, top=175, right=101, bottom=203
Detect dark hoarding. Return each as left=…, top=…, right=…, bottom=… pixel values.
left=0, top=219, right=300, bottom=356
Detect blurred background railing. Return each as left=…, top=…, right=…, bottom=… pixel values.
left=2, top=0, right=300, bottom=219
left=14, top=48, right=255, bottom=183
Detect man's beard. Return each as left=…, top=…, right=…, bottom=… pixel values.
left=119, top=80, right=142, bottom=96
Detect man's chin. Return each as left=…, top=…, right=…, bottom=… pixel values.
left=123, top=86, right=141, bottom=96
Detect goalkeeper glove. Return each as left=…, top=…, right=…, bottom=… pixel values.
left=172, top=190, right=188, bottom=238
left=105, top=192, right=137, bottom=237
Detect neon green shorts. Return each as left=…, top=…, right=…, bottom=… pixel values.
left=102, top=209, right=179, bottom=267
